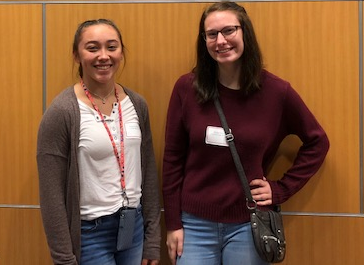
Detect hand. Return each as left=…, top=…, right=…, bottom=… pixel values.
left=249, top=177, right=272, bottom=206
left=141, top=259, right=159, bottom=265
left=166, top=229, right=184, bottom=265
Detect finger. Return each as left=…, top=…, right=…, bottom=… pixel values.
left=167, top=242, right=177, bottom=265
left=257, top=199, right=272, bottom=206
left=250, top=188, right=262, bottom=195
left=170, top=256, right=177, bottom=265
left=250, top=179, right=269, bottom=189
left=252, top=193, right=267, bottom=201
left=168, top=246, right=177, bottom=259
left=250, top=186, right=269, bottom=196
left=250, top=179, right=264, bottom=186
left=177, top=236, right=183, bottom=257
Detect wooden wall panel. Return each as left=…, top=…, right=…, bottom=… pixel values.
left=46, top=1, right=359, bottom=214
left=0, top=208, right=52, bottom=264
left=0, top=1, right=359, bottom=265
left=280, top=215, right=364, bottom=265
left=0, top=5, right=43, bottom=204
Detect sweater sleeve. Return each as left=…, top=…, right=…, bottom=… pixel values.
left=269, top=84, right=330, bottom=205
left=162, top=75, right=191, bottom=231
left=37, top=102, right=78, bottom=265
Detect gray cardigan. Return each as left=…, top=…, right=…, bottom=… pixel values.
left=37, top=86, right=161, bottom=264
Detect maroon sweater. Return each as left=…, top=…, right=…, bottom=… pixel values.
left=162, top=70, right=329, bottom=231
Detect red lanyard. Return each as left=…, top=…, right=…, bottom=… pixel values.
left=81, top=80, right=128, bottom=205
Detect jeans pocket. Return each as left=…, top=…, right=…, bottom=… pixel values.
left=136, top=204, right=142, bottom=215
left=81, top=220, right=99, bottom=232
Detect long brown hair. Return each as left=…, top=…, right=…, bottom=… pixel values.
left=193, top=1, right=263, bottom=103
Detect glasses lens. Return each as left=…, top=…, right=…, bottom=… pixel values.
left=222, top=26, right=237, bottom=37
left=205, top=31, right=218, bottom=40
left=204, top=26, right=239, bottom=42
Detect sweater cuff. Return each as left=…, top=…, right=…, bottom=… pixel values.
left=268, top=180, right=289, bottom=205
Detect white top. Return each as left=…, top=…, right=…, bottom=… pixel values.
left=77, top=96, right=142, bottom=220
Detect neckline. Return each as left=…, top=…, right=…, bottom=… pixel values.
left=77, top=96, right=129, bottom=118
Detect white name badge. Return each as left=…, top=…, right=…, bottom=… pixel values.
left=125, top=122, right=141, bottom=138
left=205, top=126, right=228, bottom=147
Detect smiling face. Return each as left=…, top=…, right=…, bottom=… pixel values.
left=74, top=24, right=123, bottom=86
left=204, top=10, right=244, bottom=69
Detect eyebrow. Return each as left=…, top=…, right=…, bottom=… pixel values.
left=205, top=25, right=238, bottom=32
left=85, top=39, right=119, bottom=45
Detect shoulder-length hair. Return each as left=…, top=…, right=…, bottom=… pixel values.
left=193, top=1, right=263, bottom=103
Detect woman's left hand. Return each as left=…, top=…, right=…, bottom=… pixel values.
left=249, top=177, right=272, bottom=206
left=142, top=259, right=159, bottom=265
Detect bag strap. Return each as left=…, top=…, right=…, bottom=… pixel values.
left=214, top=98, right=257, bottom=210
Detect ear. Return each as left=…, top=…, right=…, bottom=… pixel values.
left=73, top=52, right=80, bottom=64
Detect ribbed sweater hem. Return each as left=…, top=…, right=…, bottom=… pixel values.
left=181, top=194, right=251, bottom=224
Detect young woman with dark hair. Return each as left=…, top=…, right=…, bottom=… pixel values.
left=163, top=2, right=329, bottom=265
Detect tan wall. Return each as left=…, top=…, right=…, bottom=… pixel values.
left=0, top=1, right=362, bottom=264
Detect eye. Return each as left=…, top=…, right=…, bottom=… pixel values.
left=86, top=46, right=98, bottom=52
left=222, top=27, right=236, bottom=36
left=206, top=31, right=218, bottom=39
left=108, top=45, right=118, bottom=51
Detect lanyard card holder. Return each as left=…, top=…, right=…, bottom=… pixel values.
left=117, top=207, right=136, bottom=251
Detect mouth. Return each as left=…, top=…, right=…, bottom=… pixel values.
left=216, top=47, right=233, bottom=54
left=95, top=64, right=112, bottom=70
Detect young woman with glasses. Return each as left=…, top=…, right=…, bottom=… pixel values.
left=162, top=2, right=329, bottom=265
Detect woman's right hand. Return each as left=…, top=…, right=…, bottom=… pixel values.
left=166, top=229, right=184, bottom=265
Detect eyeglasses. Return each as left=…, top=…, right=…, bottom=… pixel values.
left=203, top=25, right=241, bottom=42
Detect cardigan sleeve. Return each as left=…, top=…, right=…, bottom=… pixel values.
left=37, top=101, right=78, bottom=265
left=125, top=88, right=161, bottom=261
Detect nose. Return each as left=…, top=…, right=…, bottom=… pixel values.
left=216, top=32, right=227, bottom=44
left=98, top=48, right=110, bottom=60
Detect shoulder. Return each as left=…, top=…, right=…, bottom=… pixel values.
left=171, top=72, right=195, bottom=99
left=124, top=86, right=147, bottom=106
left=259, top=69, right=300, bottom=102
left=260, top=70, right=310, bottom=112
left=39, top=86, right=78, bottom=129
left=175, top=72, right=195, bottom=87
left=123, top=86, right=150, bottom=123
left=37, top=86, right=78, bottom=150
left=47, top=86, right=77, bottom=112
left=261, top=69, right=291, bottom=90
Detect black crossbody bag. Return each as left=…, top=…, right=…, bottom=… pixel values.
left=214, top=98, right=286, bottom=263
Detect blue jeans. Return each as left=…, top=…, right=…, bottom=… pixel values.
left=177, top=212, right=269, bottom=265
left=80, top=205, right=143, bottom=265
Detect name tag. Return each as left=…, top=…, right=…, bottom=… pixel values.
left=125, top=122, right=141, bottom=138
left=205, top=126, right=228, bottom=147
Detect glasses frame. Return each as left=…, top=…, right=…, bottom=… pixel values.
left=202, top=25, right=241, bottom=42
